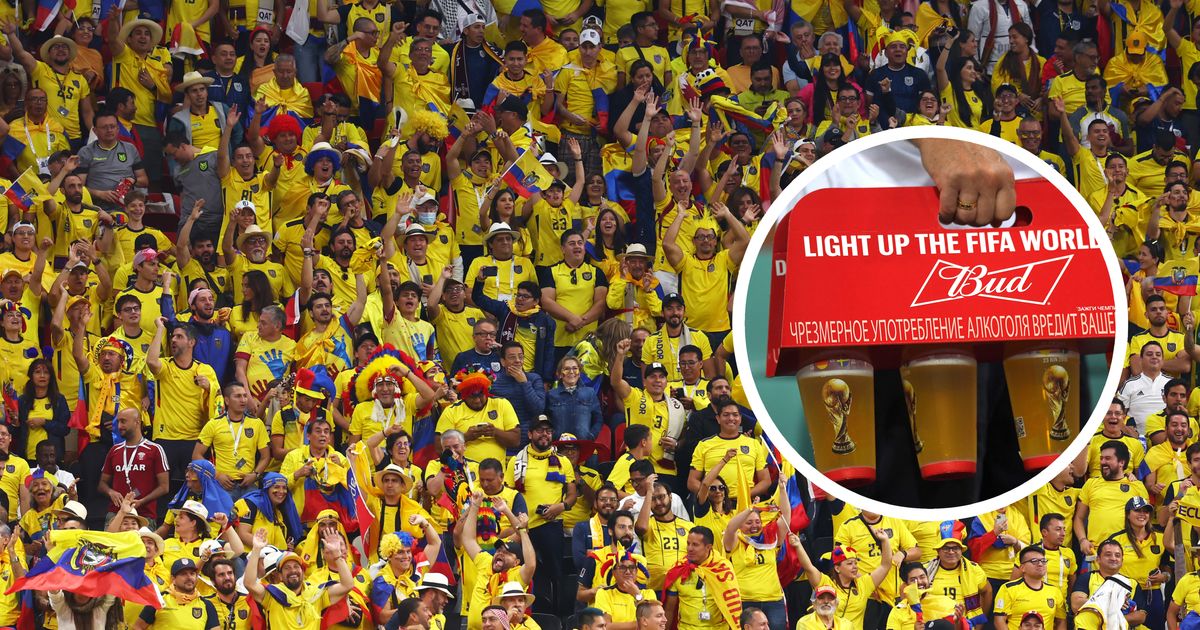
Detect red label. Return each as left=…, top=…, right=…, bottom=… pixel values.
left=766, top=180, right=1118, bottom=376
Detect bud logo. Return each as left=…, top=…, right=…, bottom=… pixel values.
left=911, top=255, right=1073, bottom=307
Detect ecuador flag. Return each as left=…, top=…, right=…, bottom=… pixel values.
left=7, top=530, right=163, bottom=608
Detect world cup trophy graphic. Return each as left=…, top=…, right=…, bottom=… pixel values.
left=902, top=379, right=924, bottom=454
left=1044, top=365, right=1071, bottom=440
left=822, top=378, right=856, bottom=454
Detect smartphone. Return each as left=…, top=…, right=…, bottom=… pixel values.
left=996, top=514, right=1007, bottom=528
left=672, top=387, right=684, bottom=398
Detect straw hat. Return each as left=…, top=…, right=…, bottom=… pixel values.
left=39, top=36, right=77, bottom=63
left=175, top=70, right=214, bottom=92
left=118, top=18, right=164, bottom=46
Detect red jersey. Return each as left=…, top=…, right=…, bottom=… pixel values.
left=101, top=439, right=169, bottom=519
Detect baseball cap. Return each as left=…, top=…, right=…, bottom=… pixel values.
left=933, top=538, right=963, bottom=550
left=1020, top=611, right=1045, bottom=625
left=645, top=362, right=669, bottom=377
left=460, top=13, right=484, bottom=32
left=171, top=558, right=199, bottom=575
left=413, top=191, right=437, bottom=206
left=995, top=83, right=1019, bottom=97
left=9, top=221, right=34, bottom=235
left=663, top=292, right=685, bottom=307
left=1126, top=30, right=1148, bottom=55
left=495, top=537, right=524, bottom=560
left=132, top=249, right=160, bottom=266
left=580, top=29, right=601, bottom=46
left=533, top=415, right=553, bottom=430
left=1126, top=496, right=1152, bottom=512
left=235, top=199, right=256, bottom=214
left=813, top=585, right=837, bottom=598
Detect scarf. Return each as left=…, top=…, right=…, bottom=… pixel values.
left=405, top=65, right=452, bottom=114
left=372, top=399, right=403, bottom=432
left=167, top=460, right=236, bottom=518
left=258, top=80, right=315, bottom=118
left=588, top=515, right=607, bottom=552
left=170, top=587, right=200, bottom=605
left=658, top=397, right=688, bottom=468
left=1080, top=575, right=1133, bottom=630
left=506, top=297, right=541, bottom=318
left=242, top=472, right=303, bottom=544
left=491, top=71, right=546, bottom=103
left=509, top=445, right=566, bottom=491
left=87, top=372, right=119, bottom=441
left=618, top=272, right=659, bottom=325
left=662, top=554, right=742, bottom=628
left=476, top=495, right=502, bottom=548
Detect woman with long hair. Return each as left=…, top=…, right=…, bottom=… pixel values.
left=937, top=53, right=991, bottom=128
left=783, top=97, right=811, bottom=143
left=480, top=187, right=533, bottom=257
left=230, top=270, right=276, bottom=340
left=799, top=53, right=864, bottom=124
left=1129, top=240, right=1174, bottom=334
left=0, top=68, right=25, bottom=119
left=546, top=355, right=603, bottom=440
left=573, top=318, right=633, bottom=389
left=723, top=489, right=792, bottom=628
left=993, top=23, right=1044, bottom=109
left=235, top=26, right=276, bottom=92
left=693, top=477, right=736, bottom=541
left=1110, top=498, right=1168, bottom=629
left=609, top=60, right=665, bottom=136
left=16, top=358, right=69, bottom=460
left=585, top=207, right=626, bottom=281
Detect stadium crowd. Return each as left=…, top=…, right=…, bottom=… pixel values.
left=0, top=0, right=1186, bottom=626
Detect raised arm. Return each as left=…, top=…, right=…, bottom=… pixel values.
left=662, top=203, right=687, bottom=270
left=1054, top=97, right=1082, bottom=158
left=609, top=338, right=633, bottom=401
left=217, top=106, right=241, bottom=179
left=146, top=316, right=166, bottom=374
left=243, top=529, right=268, bottom=602
left=716, top=202, right=751, bottom=266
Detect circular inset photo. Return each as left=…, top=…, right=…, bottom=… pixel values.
left=735, top=126, right=1126, bottom=516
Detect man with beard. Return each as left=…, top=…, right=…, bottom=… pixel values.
left=1162, top=444, right=1200, bottom=566
left=164, top=130, right=224, bottom=244
left=177, top=201, right=232, bottom=307
left=99, top=406, right=169, bottom=518
left=1144, top=379, right=1198, bottom=446
left=217, top=111, right=271, bottom=243
left=1142, top=411, right=1192, bottom=503
left=412, top=573, right=454, bottom=630
left=147, top=319, right=219, bottom=496
left=245, top=527, right=356, bottom=629
left=1056, top=99, right=1114, bottom=202
left=1085, top=400, right=1145, bottom=479
left=641, top=295, right=713, bottom=382
left=460, top=492, right=536, bottom=630
left=572, top=478, right=621, bottom=565
left=662, top=526, right=740, bottom=630
left=613, top=342, right=686, bottom=483
left=1117, top=342, right=1170, bottom=431
left=175, top=286, right=234, bottom=382
left=6, top=31, right=93, bottom=150
left=135, top=558, right=218, bottom=630
left=1128, top=295, right=1189, bottom=378
left=295, top=289, right=364, bottom=378
left=224, top=223, right=291, bottom=303
left=1076, top=441, right=1149, bottom=556
left=505, top=418, right=576, bottom=614
left=348, top=360, right=436, bottom=444
left=168, top=72, right=229, bottom=153
left=1146, top=182, right=1200, bottom=261
left=204, top=558, right=251, bottom=630
left=635, top=480, right=693, bottom=591
left=577, top=510, right=642, bottom=603
left=426, top=268, right=486, bottom=369
left=493, top=582, right=538, bottom=630
left=794, top=586, right=850, bottom=629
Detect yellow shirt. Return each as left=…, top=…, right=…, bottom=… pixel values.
left=1176, top=38, right=1200, bottom=112
left=818, top=573, right=875, bottom=627
left=615, top=45, right=670, bottom=84
left=348, top=394, right=418, bottom=439
left=623, top=387, right=675, bottom=475
left=1109, top=530, right=1165, bottom=588
left=1079, top=476, right=1149, bottom=544
left=543, top=261, right=607, bottom=347
left=198, top=415, right=269, bottom=479
left=31, top=62, right=90, bottom=139
left=236, top=332, right=296, bottom=400
left=435, top=398, right=519, bottom=463
left=9, top=115, right=68, bottom=174
left=1048, top=71, right=1091, bottom=118
left=431, top=305, right=486, bottom=369
left=592, top=587, right=657, bottom=623
left=260, top=583, right=330, bottom=630
left=151, top=357, right=220, bottom=441
left=940, top=83, right=984, bottom=128
left=690, top=434, right=764, bottom=497
left=1071, top=149, right=1108, bottom=203
left=1085, top=433, right=1146, bottom=478
left=503, top=449, right=575, bottom=528
left=0, top=456, right=29, bottom=516
left=233, top=496, right=291, bottom=549
left=1173, top=572, right=1200, bottom=617
left=529, top=199, right=582, bottom=267
left=465, top=255, right=537, bottom=302
left=110, top=47, right=171, bottom=127
left=641, top=328, right=713, bottom=381
left=673, top=251, right=736, bottom=332
left=993, top=578, right=1067, bottom=630
left=640, top=516, right=692, bottom=591
left=835, top=515, right=917, bottom=603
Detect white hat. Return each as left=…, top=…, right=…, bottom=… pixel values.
left=413, top=191, right=437, bottom=206
left=137, top=526, right=164, bottom=551
left=619, top=243, right=652, bottom=260
left=234, top=199, right=256, bottom=213
left=415, top=572, right=455, bottom=598
left=261, top=545, right=284, bottom=575
left=484, top=222, right=520, bottom=242
left=200, top=538, right=236, bottom=559
left=493, top=581, right=535, bottom=606
left=123, top=507, right=150, bottom=528
left=179, top=499, right=209, bottom=521
left=460, top=13, right=485, bottom=33
left=580, top=29, right=602, bottom=46
left=538, top=152, right=558, bottom=165
left=55, top=500, right=87, bottom=520
left=403, top=224, right=430, bottom=240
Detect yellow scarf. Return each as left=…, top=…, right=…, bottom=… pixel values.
left=88, top=371, right=120, bottom=440
left=491, top=71, right=546, bottom=102
left=258, top=79, right=315, bottom=118
left=405, top=65, right=451, bottom=113
left=506, top=297, right=541, bottom=317
left=663, top=555, right=741, bottom=628
left=170, top=586, right=200, bottom=605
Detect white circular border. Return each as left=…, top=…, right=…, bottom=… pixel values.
left=732, top=124, right=1130, bottom=522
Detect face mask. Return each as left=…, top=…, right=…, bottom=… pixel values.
left=418, top=211, right=437, bottom=225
